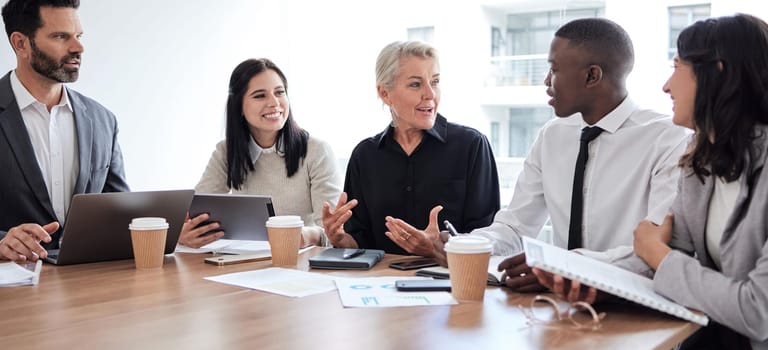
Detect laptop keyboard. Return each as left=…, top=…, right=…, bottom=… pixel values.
left=46, top=250, right=59, bottom=261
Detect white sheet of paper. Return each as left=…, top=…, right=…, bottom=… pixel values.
left=214, top=240, right=272, bottom=254
left=175, top=240, right=269, bottom=254
left=335, top=276, right=458, bottom=308
left=204, top=267, right=337, bottom=297
left=176, top=240, right=314, bottom=256
left=0, top=260, right=42, bottom=287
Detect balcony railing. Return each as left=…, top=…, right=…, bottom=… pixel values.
left=487, top=54, right=549, bottom=87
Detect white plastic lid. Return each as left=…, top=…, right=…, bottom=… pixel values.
left=265, top=215, right=303, bottom=228
left=444, top=235, right=493, bottom=254
left=128, top=217, right=169, bottom=230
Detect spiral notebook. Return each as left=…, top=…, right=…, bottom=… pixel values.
left=522, top=236, right=709, bottom=326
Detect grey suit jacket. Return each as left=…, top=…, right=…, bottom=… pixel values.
left=617, top=125, right=768, bottom=349
left=0, top=71, right=130, bottom=248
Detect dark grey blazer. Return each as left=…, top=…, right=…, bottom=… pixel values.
left=0, top=71, right=130, bottom=248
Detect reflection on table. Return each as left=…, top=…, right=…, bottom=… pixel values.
left=0, top=248, right=700, bottom=349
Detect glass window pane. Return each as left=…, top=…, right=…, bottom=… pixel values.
left=668, top=4, right=711, bottom=59
left=530, top=14, right=550, bottom=28
left=407, top=26, right=434, bottom=43
left=532, top=30, right=554, bottom=54
left=507, top=108, right=554, bottom=157
left=490, top=122, right=500, bottom=154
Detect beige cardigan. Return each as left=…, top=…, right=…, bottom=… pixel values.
left=195, top=136, right=342, bottom=244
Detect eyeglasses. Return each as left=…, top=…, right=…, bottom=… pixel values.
left=518, top=295, right=606, bottom=331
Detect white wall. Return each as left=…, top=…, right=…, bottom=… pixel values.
left=0, top=0, right=413, bottom=191
left=3, top=0, right=768, bottom=192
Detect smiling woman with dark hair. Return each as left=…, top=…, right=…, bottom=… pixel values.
left=178, top=58, right=342, bottom=249
left=629, top=14, right=768, bottom=349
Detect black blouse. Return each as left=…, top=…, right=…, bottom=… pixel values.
left=343, top=114, right=500, bottom=254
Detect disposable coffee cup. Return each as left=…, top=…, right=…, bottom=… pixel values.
left=444, top=236, right=493, bottom=302
left=128, top=217, right=169, bottom=269
left=266, top=215, right=303, bottom=266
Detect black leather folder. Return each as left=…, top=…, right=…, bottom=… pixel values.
left=308, top=248, right=386, bottom=270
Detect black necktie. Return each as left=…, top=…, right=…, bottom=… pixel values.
left=568, top=126, right=603, bottom=250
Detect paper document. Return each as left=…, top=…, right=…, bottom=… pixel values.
left=0, top=260, right=42, bottom=287
left=204, top=267, right=337, bottom=297
left=522, top=236, right=709, bottom=326
left=335, top=276, right=458, bottom=308
left=176, top=240, right=315, bottom=256
left=175, top=240, right=271, bottom=254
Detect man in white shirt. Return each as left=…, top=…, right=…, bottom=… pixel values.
left=383, top=18, right=688, bottom=292
left=0, top=0, right=129, bottom=262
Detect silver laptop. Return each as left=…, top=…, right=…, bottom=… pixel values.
left=45, top=189, right=194, bottom=265
left=188, top=194, right=275, bottom=240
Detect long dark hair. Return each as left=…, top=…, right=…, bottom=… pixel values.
left=677, top=14, right=768, bottom=181
left=226, top=58, right=308, bottom=190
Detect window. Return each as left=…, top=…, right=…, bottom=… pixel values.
left=489, top=7, right=604, bottom=87
left=407, top=26, right=435, bottom=43
left=490, top=121, right=500, bottom=154
left=668, top=4, right=711, bottom=59
left=507, top=108, right=553, bottom=157
left=491, top=26, right=503, bottom=56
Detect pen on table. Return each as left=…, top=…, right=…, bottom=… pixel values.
left=443, top=220, right=459, bottom=236
left=342, top=248, right=365, bottom=259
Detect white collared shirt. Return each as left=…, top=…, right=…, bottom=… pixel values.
left=248, top=136, right=284, bottom=164
left=11, top=70, right=78, bottom=223
left=472, top=97, right=690, bottom=261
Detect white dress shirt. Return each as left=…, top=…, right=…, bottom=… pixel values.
left=472, top=97, right=690, bottom=261
left=10, top=71, right=78, bottom=224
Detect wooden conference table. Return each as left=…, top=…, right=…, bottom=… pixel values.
left=0, top=249, right=700, bottom=350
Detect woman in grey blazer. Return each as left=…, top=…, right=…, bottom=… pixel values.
left=535, top=14, right=768, bottom=350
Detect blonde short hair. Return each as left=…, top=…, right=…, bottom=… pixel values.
left=375, top=41, right=439, bottom=95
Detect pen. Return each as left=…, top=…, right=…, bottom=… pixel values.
left=342, top=248, right=366, bottom=259
left=443, top=220, right=459, bottom=236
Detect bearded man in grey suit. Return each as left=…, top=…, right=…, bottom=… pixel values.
left=0, top=0, right=129, bottom=262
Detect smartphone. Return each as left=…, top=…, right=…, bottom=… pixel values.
left=193, top=216, right=222, bottom=237
left=203, top=252, right=271, bottom=266
left=395, top=279, right=452, bottom=292
left=389, top=258, right=439, bottom=270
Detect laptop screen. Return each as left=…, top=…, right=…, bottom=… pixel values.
left=47, top=189, right=194, bottom=265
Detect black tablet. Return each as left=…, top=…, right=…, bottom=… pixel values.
left=188, top=194, right=275, bottom=240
